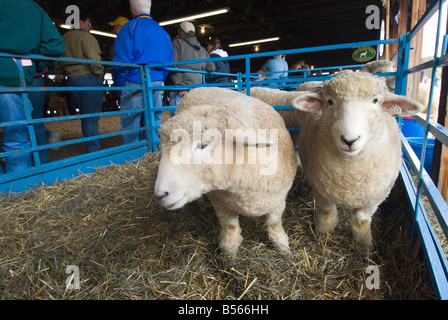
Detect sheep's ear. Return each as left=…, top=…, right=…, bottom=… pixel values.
left=226, top=129, right=277, bottom=148
left=291, top=92, right=323, bottom=112
left=382, top=92, right=425, bottom=116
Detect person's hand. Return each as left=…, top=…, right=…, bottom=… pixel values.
left=179, top=90, right=188, bottom=96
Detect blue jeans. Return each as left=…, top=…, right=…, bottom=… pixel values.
left=29, top=76, right=50, bottom=164
left=168, top=90, right=183, bottom=117
left=0, top=92, right=32, bottom=173
left=67, top=73, right=104, bottom=152
left=120, top=80, right=164, bottom=145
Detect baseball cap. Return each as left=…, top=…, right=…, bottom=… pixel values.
left=109, top=16, right=129, bottom=27
left=179, top=21, right=195, bottom=34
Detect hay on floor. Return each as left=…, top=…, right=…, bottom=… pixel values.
left=0, top=153, right=435, bottom=299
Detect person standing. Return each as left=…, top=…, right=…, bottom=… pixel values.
left=55, top=14, right=104, bottom=153
left=205, top=36, right=230, bottom=84
left=108, top=16, right=129, bottom=61
left=258, top=54, right=289, bottom=87
left=0, top=0, right=64, bottom=172
left=168, top=21, right=215, bottom=113
left=113, top=0, right=173, bottom=144
left=108, top=16, right=129, bottom=109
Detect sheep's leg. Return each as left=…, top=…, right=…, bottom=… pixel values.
left=266, top=203, right=291, bottom=254
left=351, top=206, right=376, bottom=252
left=215, top=208, right=243, bottom=256
left=314, top=195, right=338, bottom=233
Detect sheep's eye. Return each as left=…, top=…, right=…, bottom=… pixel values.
left=197, top=142, right=208, bottom=150
left=373, top=98, right=379, bottom=104
left=327, top=99, right=334, bottom=106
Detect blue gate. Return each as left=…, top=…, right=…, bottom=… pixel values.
left=1, top=0, right=447, bottom=299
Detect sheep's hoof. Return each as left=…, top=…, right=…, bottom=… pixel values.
left=353, top=233, right=373, bottom=256
left=274, top=243, right=292, bottom=256
left=219, top=238, right=242, bottom=257
left=315, top=212, right=338, bottom=234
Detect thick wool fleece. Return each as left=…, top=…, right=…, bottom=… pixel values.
left=159, top=87, right=297, bottom=215
left=242, top=87, right=307, bottom=129
left=158, top=87, right=297, bottom=254
left=298, top=72, right=401, bottom=209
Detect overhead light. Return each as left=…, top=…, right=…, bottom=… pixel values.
left=59, top=24, right=117, bottom=38
left=254, top=45, right=259, bottom=52
left=59, top=24, right=72, bottom=29
left=90, top=30, right=117, bottom=38
left=159, top=8, right=229, bottom=26
left=229, top=37, right=280, bottom=48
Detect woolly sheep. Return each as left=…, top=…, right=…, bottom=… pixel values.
left=362, top=61, right=439, bottom=119
left=296, top=81, right=323, bottom=92
left=241, top=87, right=307, bottom=150
left=360, top=60, right=396, bottom=92
left=418, top=81, right=440, bottom=119
left=155, top=87, right=297, bottom=255
left=294, top=60, right=396, bottom=93
left=291, top=71, right=424, bottom=252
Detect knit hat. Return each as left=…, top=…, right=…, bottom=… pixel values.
left=179, top=21, right=195, bottom=34
left=109, top=16, right=129, bottom=27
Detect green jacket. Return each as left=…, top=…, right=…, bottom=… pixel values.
left=0, top=0, right=65, bottom=87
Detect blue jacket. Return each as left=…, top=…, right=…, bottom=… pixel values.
left=113, top=14, right=173, bottom=86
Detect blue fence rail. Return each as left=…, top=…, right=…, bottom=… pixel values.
left=396, top=0, right=448, bottom=299
left=0, top=53, right=150, bottom=192
left=1, top=0, right=448, bottom=299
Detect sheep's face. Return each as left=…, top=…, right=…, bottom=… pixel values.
left=154, top=150, right=207, bottom=210
left=154, top=115, right=219, bottom=210
left=292, top=71, right=424, bottom=157
left=320, top=94, right=384, bottom=156
left=154, top=106, right=278, bottom=210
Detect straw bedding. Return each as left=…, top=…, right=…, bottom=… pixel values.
left=0, top=153, right=435, bottom=299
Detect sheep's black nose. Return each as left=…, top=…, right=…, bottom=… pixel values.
left=341, top=136, right=358, bottom=147
left=156, top=191, right=169, bottom=201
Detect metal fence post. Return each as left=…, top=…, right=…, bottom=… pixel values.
left=141, top=65, right=155, bottom=153
left=15, top=60, right=41, bottom=168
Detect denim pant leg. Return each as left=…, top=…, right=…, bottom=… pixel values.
left=29, top=76, right=50, bottom=164
left=168, top=91, right=183, bottom=117
left=120, top=81, right=142, bottom=145
left=68, top=74, right=103, bottom=152
left=151, top=81, right=164, bottom=129
left=0, top=93, right=32, bottom=173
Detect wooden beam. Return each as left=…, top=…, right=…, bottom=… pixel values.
left=398, top=0, right=410, bottom=35
left=388, top=0, right=410, bottom=59
left=407, top=0, right=426, bottom=101
left=385, top=0, right=391, bottom=60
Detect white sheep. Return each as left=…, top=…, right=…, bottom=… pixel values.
left=241, top=87, right=307, bottom=150
left=360, top=60, right=396, bottom=92
left=155, top=87, right=297, bottom=255
left=362, top=61, right=440, bottom=119
left=295, top=81, right=323, bottom=92
left=291, top=70, right=424, bottom=252
left=294, top=60, right=396, bottom=93
left=418, top=81, right=440, bottom=119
